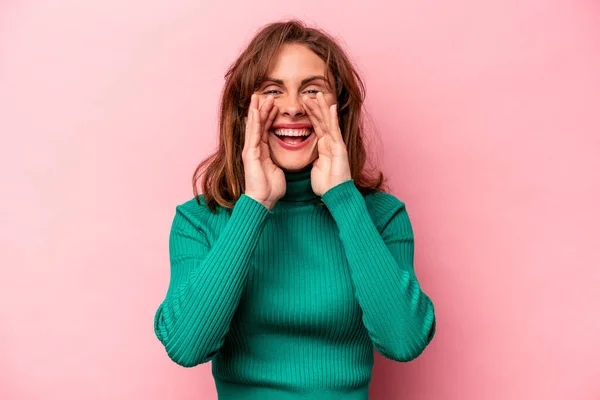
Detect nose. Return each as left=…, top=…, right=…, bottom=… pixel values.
left=278, top=94, right=305, bottom=118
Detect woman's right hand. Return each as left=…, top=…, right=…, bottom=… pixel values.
left=242, top=94, right=285, bottom=211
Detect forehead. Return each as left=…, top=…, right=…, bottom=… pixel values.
left=267, top=43, right=328, bottom=81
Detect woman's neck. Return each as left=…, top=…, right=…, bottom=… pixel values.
left=279, top=165, right=320, bottom=203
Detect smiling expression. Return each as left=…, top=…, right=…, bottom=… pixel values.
left=256, top=43, right=337, bottom=172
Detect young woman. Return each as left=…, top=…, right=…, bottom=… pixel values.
left=154, top=19, right=436, bottom=399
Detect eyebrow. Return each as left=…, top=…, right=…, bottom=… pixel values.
left=263, top=75, right=329, bottom=87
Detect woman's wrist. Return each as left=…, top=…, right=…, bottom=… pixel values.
left=244, top=193, right=275, bottom=211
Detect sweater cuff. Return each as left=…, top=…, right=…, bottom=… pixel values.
left=321, top=179, right=367, bottom=223
left=235, top=194, right=273, bottom=219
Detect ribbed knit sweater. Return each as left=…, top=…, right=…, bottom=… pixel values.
left=153, top=166, right=436, bottom=399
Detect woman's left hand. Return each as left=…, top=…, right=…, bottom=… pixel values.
left=302, top=92, right=352, bottom=196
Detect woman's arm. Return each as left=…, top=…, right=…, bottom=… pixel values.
left=321, top=180, right=436, bottom=362
left=154, top=194, right=271, bottom=367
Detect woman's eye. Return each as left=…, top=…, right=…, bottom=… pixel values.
left=263, top=90, right=281, bottom=95
left=304, top=89, right=320, bottom=95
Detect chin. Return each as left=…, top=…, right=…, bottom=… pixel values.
left=271, top=152, right=318, bottom=172
left=269, top=136, right=318, bottom=172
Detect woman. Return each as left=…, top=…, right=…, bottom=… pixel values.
left=154, top=19, right=436, bottom=399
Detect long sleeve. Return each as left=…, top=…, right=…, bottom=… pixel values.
left=321, top=179, right=436, bottom=362
left=153, top=194, right=271, bottom=368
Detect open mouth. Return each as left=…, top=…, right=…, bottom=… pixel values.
left=270, top=128, right=314, bottom=145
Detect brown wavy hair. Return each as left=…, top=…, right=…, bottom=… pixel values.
left=193, top=19, right=388, bottom=213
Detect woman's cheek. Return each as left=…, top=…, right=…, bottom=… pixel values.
left=325, top=93, right=337, bottom=107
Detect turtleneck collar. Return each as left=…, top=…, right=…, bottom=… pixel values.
left=280, top=165, right=320, bottom=203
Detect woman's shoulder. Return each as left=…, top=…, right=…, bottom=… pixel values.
left=364, top=189, right=410, bottom=231
left=173, top=194, right=231, bottom=229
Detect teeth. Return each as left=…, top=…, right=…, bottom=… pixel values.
left=273, top=128, right=312, bottom=137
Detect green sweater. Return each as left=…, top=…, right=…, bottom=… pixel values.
left=154, top=167, right=436, bottom=399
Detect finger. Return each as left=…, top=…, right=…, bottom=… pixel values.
left=262, top=105, right=278, bottom=143
left=301, top=95, right=325, bottom=139
left=258, top=94, right=274, bottom=120
left=258, top=95, right=274, bottom=134
left=315, top=92, right=332, bottom=128
left=329, top=104, right=343, bottom=142
left=250, top=108, right=262, bottom=148
left=302, top=95, right=325, bottom=122
left=250, top=92, right=259, bottom=110
left=303, top=104, right=323, bottom=139
left=244, top=103, right=254, bottom=150
left=245, top=94, right=259, bottom=150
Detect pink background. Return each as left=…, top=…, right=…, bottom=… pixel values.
left=1, top=1, right=599, bottom=399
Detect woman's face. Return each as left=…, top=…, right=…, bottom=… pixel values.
left=255, top=43, right=337, bottom=172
